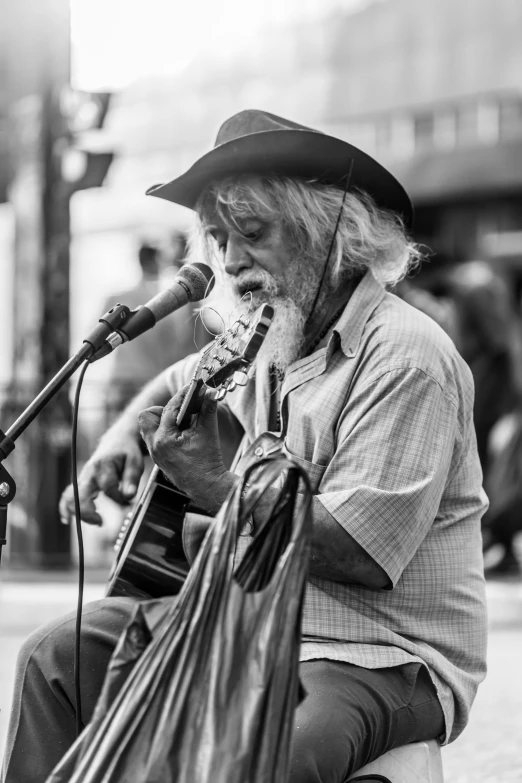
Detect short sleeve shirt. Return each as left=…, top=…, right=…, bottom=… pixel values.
left=165, top=270, right=488, bottom=743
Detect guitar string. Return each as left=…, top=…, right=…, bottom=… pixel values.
left=192, top=305, right=226, bottom=352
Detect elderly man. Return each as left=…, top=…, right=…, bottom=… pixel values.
left=2, top=110, right=487, bottom=783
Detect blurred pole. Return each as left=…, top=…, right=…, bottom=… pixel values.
left=0, top=0, right=72, bottom=569
left=0, top=40, right=8, bottom=204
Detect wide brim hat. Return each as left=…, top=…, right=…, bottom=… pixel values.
left=146, top=109, right=414, bottom=228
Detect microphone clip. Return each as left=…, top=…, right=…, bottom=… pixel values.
left=84, top=303, right=135, bottom=363
left=86, top=303, right=157, bottom=363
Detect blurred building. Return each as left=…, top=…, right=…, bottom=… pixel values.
left=2, top=0, right=522, bottom=565
left=321, top=0, right=522, bottom=283
left=77, top=0, right=522, bottom=284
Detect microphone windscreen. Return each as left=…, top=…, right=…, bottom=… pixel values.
left=178, top=262, right=215, bottom=301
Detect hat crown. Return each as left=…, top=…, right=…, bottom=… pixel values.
left=147, top=108, right=414, bottom=228
left=215, top=109, right=318, bottom=147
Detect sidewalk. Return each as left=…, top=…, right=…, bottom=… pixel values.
left=1, top=573, right=521, bottom=780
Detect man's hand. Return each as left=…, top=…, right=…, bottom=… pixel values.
left=138, top=386, right=236, bottom=513
left=59, top=434, right=145, bottom=526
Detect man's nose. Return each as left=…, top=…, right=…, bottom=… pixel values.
left=223, top=235, right=253, bottom=277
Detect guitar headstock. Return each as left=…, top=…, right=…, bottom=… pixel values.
left=176, top=303, right=274, bottom=428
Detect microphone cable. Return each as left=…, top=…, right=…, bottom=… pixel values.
left=71, top=360, right=90, bottom=737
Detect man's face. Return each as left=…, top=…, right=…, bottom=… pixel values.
left=202, top=211, right=315, bottom=312
left=200, top=186, right=322, bottom=371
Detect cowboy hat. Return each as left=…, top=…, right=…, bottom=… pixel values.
left=146, top=109, right=414, bottom=228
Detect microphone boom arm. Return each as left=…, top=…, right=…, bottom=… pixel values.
left=0, top=302, right=135, bottom=567
left=0, top=258, right=215, bottom=566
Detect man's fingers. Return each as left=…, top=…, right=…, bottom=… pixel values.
left=59, top=488, right=73, bottom=525
left=59, top=483, right=102, bottom=526
left=138, top=406, right=164, bottom=445
left=121, top=450, right=144, bottom=499
left=97, top=461, right=130, bottom=504
left=161, top=386, right=191, bottom=430
left=198, top=389, right=219, bottom=421
left=140, top=389, right=191, bottom=440
left=96, top=460, right=120, bottom=492
left=72, top=499, right=103, bottom=526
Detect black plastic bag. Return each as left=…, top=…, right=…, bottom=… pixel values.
left=46, top=455, right=312, bottom=783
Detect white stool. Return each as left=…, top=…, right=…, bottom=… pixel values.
left=347, top=739, right=444, bottom=782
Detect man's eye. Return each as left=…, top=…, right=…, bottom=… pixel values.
left=209, top=235, right=226, bottom=252
left=244, top=228, right=262, bottom=242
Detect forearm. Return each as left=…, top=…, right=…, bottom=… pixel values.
left=100, top=371, right=174, bottom=444
left=242, top=484, right=390, bottom=590
left=308, top=498, right=390, bottom=590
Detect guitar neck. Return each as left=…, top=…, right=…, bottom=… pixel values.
left=176, top=378, right=206, bottom=430
left=132, top=463, right=161, bottom=514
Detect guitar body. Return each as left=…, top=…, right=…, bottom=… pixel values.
left=106, top=469, right=198, bottom=599
left=105, top=304, right=274, bottom=601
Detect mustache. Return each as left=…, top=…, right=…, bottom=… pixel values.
left=232, top=271, right=279, bottom=299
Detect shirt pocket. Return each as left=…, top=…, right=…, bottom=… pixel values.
left=283, top=440, right=327, bottom=494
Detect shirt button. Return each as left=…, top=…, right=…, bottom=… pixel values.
left=254, top=446, right=264, bottom=458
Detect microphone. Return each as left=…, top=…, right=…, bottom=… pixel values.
left=89, top=262, right=215, bottom=361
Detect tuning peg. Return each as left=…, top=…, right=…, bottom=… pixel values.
left=214, top=387, right=228, bottom=401
left=233, top=370, right=249, bottom=386
left=226, top=380, right=237, bottom=392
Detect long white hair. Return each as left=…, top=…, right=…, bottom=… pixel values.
left=189, top=175, right=422, bottom=288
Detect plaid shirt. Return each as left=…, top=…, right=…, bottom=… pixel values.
left=166, top=270, right=488, bottom=743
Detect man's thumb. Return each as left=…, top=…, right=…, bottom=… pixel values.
left=138, top=406, right=163, bottom=435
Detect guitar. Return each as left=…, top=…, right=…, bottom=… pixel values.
left=106, top=303, right=274, bottom=600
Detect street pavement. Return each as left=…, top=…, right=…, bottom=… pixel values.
left=0, top=571, right=521, bottom=782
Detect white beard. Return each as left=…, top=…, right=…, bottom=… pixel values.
left=222, top=268, right=313, bottom=374
left=256, top=297, right=307, bottom=374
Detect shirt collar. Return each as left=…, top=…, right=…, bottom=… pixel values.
left=334, top=270, right=386, bottom=358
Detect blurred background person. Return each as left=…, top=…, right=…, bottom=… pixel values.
left=394, top=275, right=460, bottom=342
left=100, top=239, right=208, bottom=425
left=446, top=262, right=522, bottom=478
left=483, top=408, right=522, bottom=577
left=447, top=262, right=522, bottom=576
left=167, top=229, right=189, bottom=274
left=399, top=260, right=522, bottom=576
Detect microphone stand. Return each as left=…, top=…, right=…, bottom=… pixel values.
left=0, top=303, right=134, bottom=568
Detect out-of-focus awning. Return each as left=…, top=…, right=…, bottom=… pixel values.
left=391, top=139, right=522, bottom=205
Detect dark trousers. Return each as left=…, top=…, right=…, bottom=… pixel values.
left=2, top=598, right=444, bottom=783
